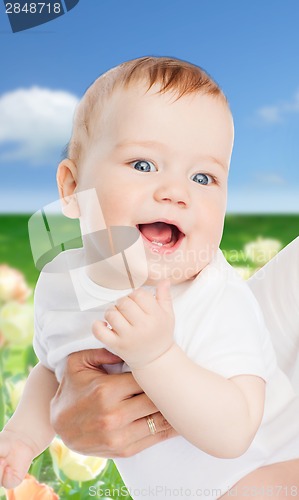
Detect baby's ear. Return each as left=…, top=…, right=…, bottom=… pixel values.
left=56, top=159, right=81, bottom=219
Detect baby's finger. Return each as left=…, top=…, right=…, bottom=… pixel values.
left=105, top=306, right=131, bottom=334
left=2, top=465, right=23, bottom=489
left=0, top=458, right=6, bottom=487
left=115, top=295, right=146, bottom=325
left=3, top=441, right=35, bottom=489
left=127, top=287, right=157, bottom=314
left=155, top=280, right=173, bottom=313
left=92, top=320, right=120, bottom=351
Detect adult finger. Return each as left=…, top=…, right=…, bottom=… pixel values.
left=121, top=425, right=178, bottom=458
left=104, top=372, right=145, bottom=400
left=66, top=348, right=122, bottom=373
left=119, top=392, right=159, bottom=424
left=82, top=412, right=176, bottom=458
left=126, top=411, right=173, bottom=443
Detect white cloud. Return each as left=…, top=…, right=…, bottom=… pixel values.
left=0, top=87, right=79, bottom=166
left=257, top=106, right=282, bottom=124
left=254, top=172, right=287, bottom=185
left=283, top=89, right=299, bottom=113
left=256, top=88, right=299, bottom=124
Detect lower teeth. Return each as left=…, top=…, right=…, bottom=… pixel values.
left=152, top=241, right=164, bottom=247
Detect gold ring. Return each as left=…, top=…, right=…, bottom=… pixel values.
left=146, top=415, right=157, bottom=435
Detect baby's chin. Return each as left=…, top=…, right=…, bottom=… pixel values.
left=145, top=264, right=201, bottom=286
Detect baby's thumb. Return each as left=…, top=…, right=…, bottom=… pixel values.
left=155, top=280, right=173, bottom=312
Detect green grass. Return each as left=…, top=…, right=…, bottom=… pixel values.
left=0, top=214, right=40, bottom=286
left=0, top=213, right=298, bottom=498
left=221, top=214, right=299, bottom=251
left=0, top=213, right=298, bottom=285
left=0, top=214, right=81, bottom=286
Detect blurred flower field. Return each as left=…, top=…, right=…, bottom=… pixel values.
left=0, top=213, right=298, bottom=499
left=0, top=264, right=128, bottom=499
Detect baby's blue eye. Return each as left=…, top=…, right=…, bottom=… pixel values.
left=132, top=160, right=156, bottom=172
left=191, top=173, right=213, bottom=185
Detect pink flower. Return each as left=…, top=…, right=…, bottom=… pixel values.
left=0, top=265, right=31, bottom=304
left=5, top=474, right=59, bottom=499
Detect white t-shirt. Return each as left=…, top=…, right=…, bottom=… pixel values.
left=34, top=247, right=299, bottom=499
left=248, top=236, right=299, bottom=393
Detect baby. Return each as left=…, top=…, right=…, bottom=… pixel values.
left=1, top=57, right=299, bottom=499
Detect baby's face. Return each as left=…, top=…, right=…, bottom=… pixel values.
left=77, top=83, right=234, bottom=285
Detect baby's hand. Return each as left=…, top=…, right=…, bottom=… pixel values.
left=92, top=280, right=175, bottom=370
left=0, top=429, right=37, bottom=489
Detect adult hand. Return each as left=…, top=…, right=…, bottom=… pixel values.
left=50, top=349, right=177, bottom=458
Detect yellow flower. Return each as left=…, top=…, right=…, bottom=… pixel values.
left=0, top=265, right=31, bottom=304
left=234, top=266, right=254, bottom=280
left=0, top=301, right=34, bottom=347
left=5, top=378, right=26, bottom=411
left=244, top=237, right=282, bottom=267
left=49, top=437, right=107, bottom=482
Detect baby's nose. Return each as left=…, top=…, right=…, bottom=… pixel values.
left=154, top=181, right=190, bottom=207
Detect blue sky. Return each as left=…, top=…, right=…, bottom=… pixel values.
left=0, top=0, right=299, bottom=213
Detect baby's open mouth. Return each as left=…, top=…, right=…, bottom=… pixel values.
left=137, top=221, right=185, bottom=250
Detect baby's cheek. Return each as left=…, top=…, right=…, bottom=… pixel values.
left=98, top=190, right=125, bottom=225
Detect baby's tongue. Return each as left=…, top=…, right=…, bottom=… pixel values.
left=139, top=222, right=173, bottom=244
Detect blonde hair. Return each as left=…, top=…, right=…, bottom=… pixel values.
left=67, top=56, right=227, bottom=166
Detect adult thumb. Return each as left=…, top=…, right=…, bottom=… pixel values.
left=67, top=348, right=122, bottom=372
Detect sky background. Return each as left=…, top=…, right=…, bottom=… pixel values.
left=0, top=0, right=299, bottom=214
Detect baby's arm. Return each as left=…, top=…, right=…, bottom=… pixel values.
left=133, top=346, right=265, bottom=458
left=0, top=362, right=58, bottom=489
left=93, top=281, right=265, bottom=459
